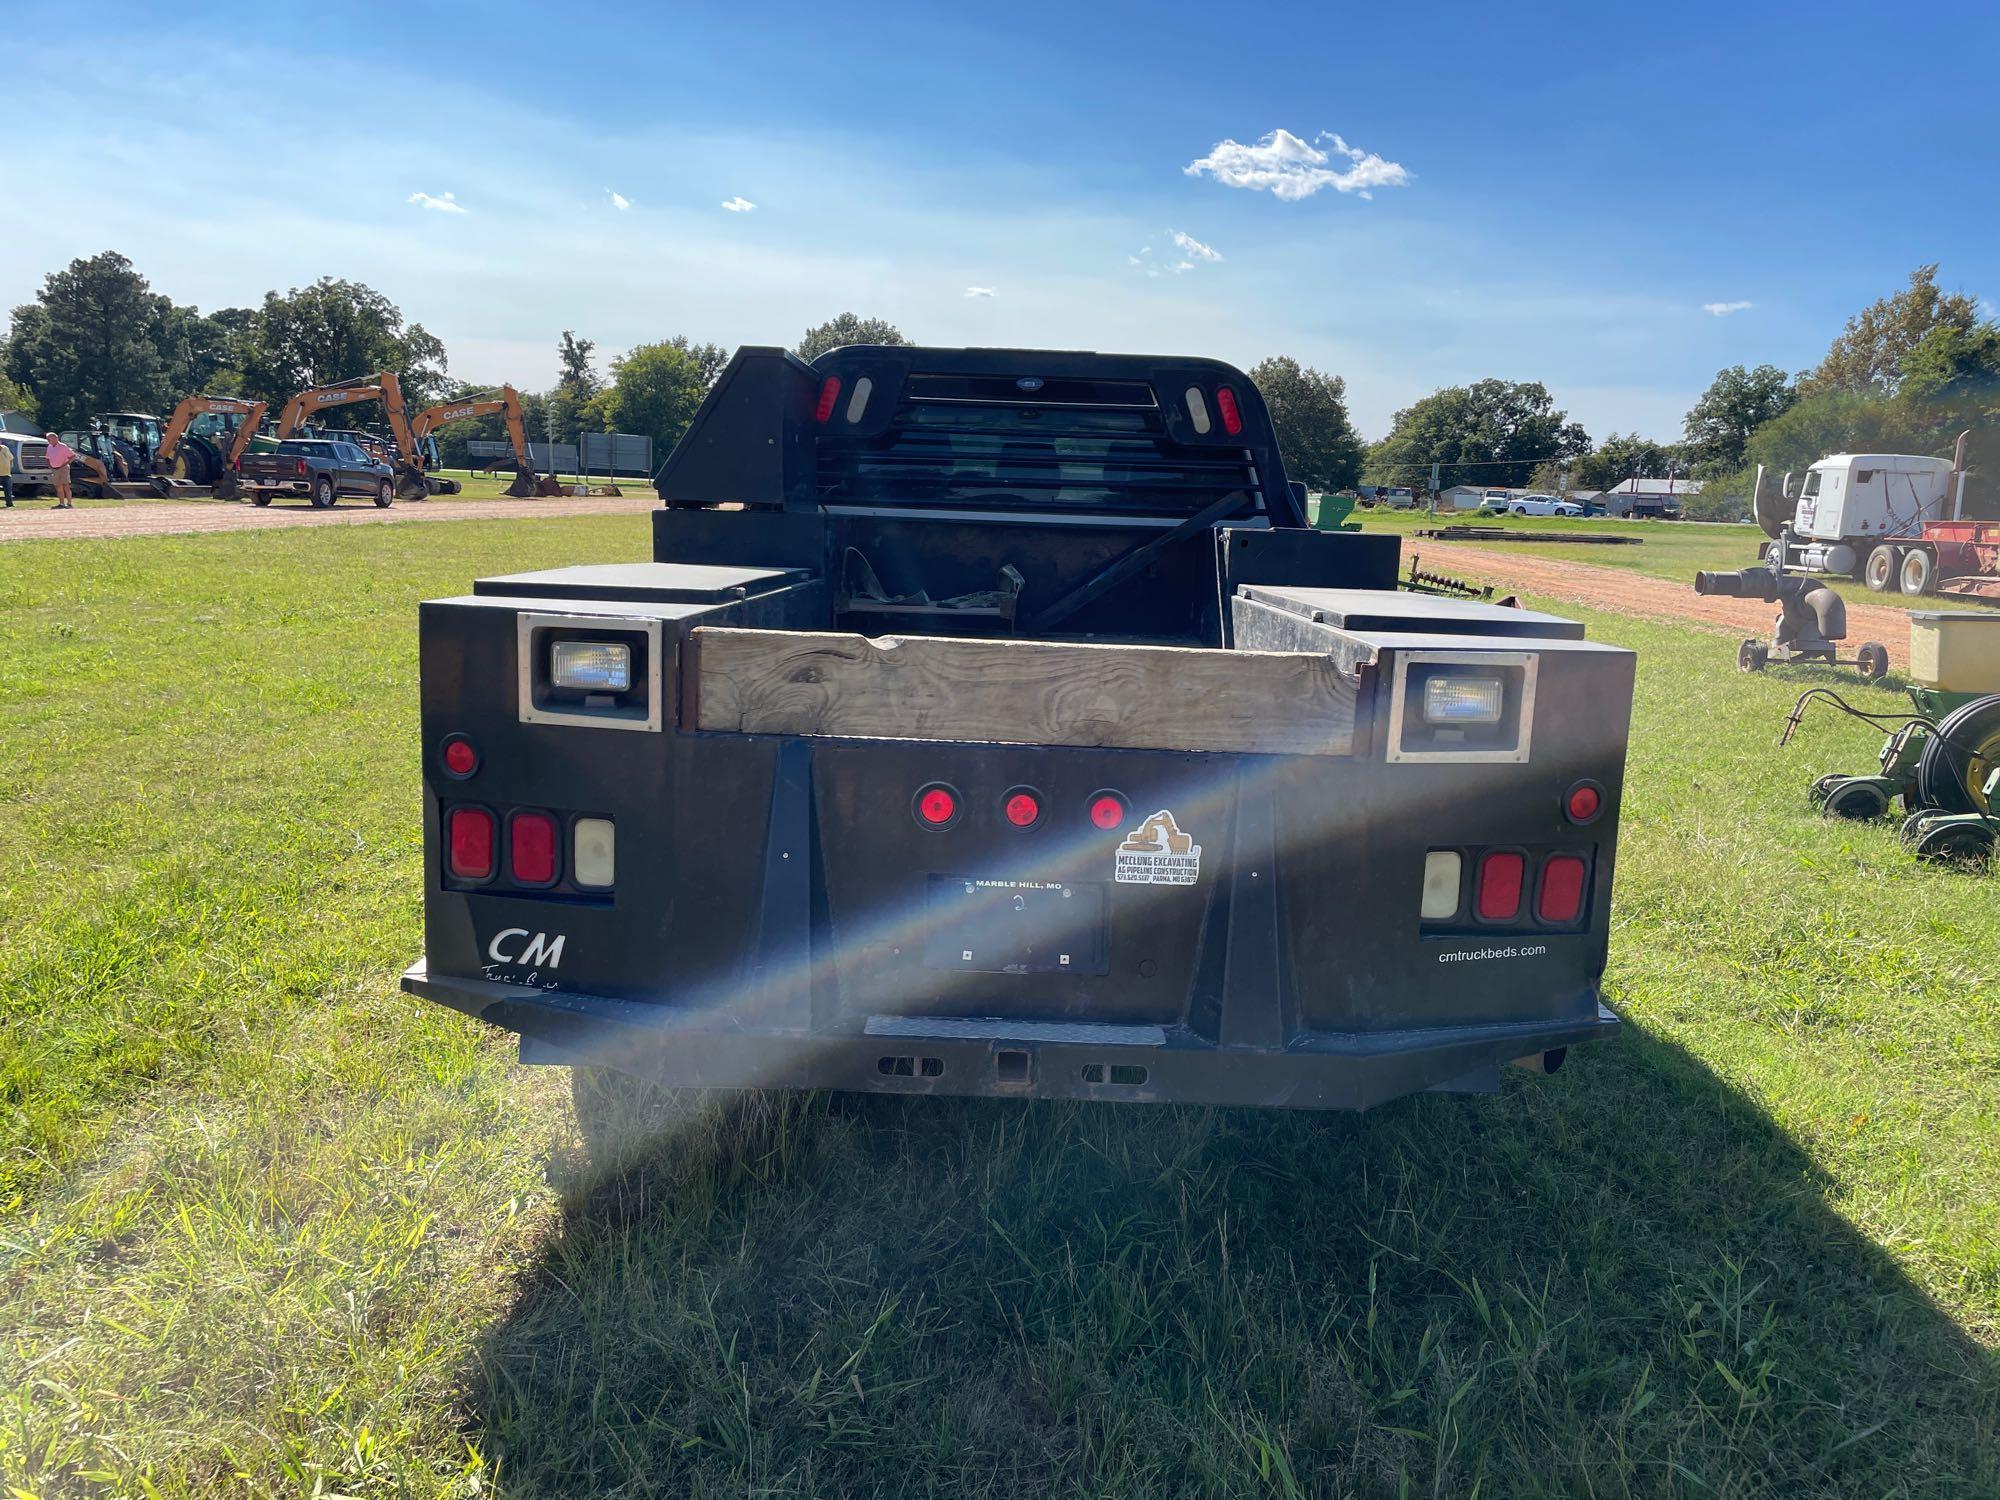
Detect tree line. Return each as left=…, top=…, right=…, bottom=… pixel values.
left=0, top=254, right=917, bottom=471
left=1361, top=264, right=2000, bottom=518
left=4, top=254, right=1994, bottom=510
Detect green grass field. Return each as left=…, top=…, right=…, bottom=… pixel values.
left=1, top=520, right=1995, bottom=1497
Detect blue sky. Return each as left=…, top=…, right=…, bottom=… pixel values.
left=11, top=0, right=1999, bottom=440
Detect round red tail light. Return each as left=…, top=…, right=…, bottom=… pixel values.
left=1565, top=781, right=1603, bottom=824
left=914, top=783, right=959, bottom=828
left=1003, top=788, right=1043, bottom=828
left=442, top=735, right=478, bottom=777
left=1088, top=791, right=1128, bottom=830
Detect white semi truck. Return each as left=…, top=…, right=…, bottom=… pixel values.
left=1754, top=431, right=2000, bottom=598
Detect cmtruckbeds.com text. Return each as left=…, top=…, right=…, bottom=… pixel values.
left=1437, top=944, right=1549, bottom=964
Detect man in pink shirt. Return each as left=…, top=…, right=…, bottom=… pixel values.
left=43, top=432, right=74, bottom=508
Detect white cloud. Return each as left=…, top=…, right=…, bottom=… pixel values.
left=607, top=189, right=632, bottom=210
left=1184, top=128, right=1409, bottom=201
left=1173, top=260, right=1196, bottom=273
left=721, top=195, right=756, bottom=212
left=1170, top=229, right=1222, bottom=262
left=407, top=190, right=465, bottom=214
left=1701, top=299, right=1754, bottom=316
left=964, top=286, right=995, bottom=297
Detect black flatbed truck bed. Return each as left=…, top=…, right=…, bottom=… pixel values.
left=402, top=345, right=1633, bottom=1111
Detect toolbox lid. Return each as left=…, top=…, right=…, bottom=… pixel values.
left=1235, top=584, right=1585, bottom=639
left=474, top=562, right=809, bottom=604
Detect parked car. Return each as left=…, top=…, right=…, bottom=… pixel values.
left=1378, top=486, right=1417, bottom=510
left=240, top=438, right=396, bottom=508
left=1511, top=494, right=1584, bottom=517
left=1478, top=492, right=1511, bottom=514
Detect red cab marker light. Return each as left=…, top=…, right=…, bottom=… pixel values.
left=510, top=811, right=558, bottom=885
left=1215, top=385, right=1243, bottom=436
left=914, top=783, right=959, bottom=828
left=441, top=736, right=478, bottom=777
left=1537, top=855, right=1588, bottom=923
left=1003, top=789, right=1043, bottom=828
left=447, top=807, right=495, bottom=880
left=814, top=376, right=843, bottom=424
left=1475, top=851, right=1524, bottom=921
left=1565, top=782, right=1603, bottom=824
left=1088, top=791, right=1128, bottom=830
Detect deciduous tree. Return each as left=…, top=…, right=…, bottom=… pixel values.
left=592, top=337, right=727, bottom=456
left=2, top=252, right=170, bottom=426
left=1801, top=264, right=1977, bottom=398
left=1248, top=356, right=1363, bottom=492
left=238, top=277, right=449, bottom=409
left=1683, top=364, right=1795, bottom=477
left=1365, top=379, right=1589, bottom=491
left=795, top=314, right=906, bottom=362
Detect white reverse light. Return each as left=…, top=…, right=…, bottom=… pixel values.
left=573, top=817, right=616, bottom=888
left=551, top=640, right=633, bottom=692
left=1421, top=850, right=1462, bottom=920
left=1421, top=674, right=1504, bottom=725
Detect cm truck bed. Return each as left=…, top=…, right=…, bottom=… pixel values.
left=402, top=345, right=1633, bottom=1111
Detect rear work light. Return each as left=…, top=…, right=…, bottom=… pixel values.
left=1184, top=386, right=1212, bottom=435
left=1421, top=850, right=1462, bottom=919
left=1422, top=675, right=1505, bottom=724
left=1002, top=788, right=1043, bottom=828
left=1215, top=385, right=1243, bottom=436
left=1475, top=851, right=1524, bottom=921
left=814, top=375, right=842, bottom=424
left=573, top=817, right=615, bottom=889
left=509, top=811, right=558, bottom=885
left=914, top=783, right=959, bottom=828
left=447, top=807, right=496, bottom=881
left=550, top=640, right=633, bottom=691
left=1537, top=854, right=1587, bottom=923
left=1088, top=791, right=1128, bottom=830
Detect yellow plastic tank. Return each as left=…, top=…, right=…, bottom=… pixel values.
left=1907, top=611, right=2000, bottom=693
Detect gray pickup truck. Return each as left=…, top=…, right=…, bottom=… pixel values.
left=240, top=438, right=396, bottom=508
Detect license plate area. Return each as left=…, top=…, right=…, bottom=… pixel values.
left=924, top=877, right=1109, bottom=975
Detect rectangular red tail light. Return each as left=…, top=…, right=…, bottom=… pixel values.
left=447, top=807, right=495, bottom=880
left=509, top=811, right=558, bottom=885
left=1536, top=854, right=1587, bottom=923
left=1475, top=851, right=1524, bottom=921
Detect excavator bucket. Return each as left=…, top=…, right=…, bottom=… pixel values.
left=504, top=469, right=541, bottom=498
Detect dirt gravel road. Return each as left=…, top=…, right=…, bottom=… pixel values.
left=0, top=494, right=657, bottom=544
left=1415, top=543, right=1920, bottom=669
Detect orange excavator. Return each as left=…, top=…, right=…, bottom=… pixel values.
left=272, top=374, right=552, bottom=499
left=404, top=385, right=554, bottom=499
left=152, top=394, right=268, bottom=499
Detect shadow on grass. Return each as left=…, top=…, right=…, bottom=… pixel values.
left=466, top=1031, right=1997, bottom=1498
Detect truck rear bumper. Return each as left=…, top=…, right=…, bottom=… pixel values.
left=402, top=961, right=1620, bottom=1111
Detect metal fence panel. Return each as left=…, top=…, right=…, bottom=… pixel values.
left=580, top=431, right=654, bottom=477
left=468, top=439, right=577, bottom=471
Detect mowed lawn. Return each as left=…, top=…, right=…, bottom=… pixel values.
left=0, top=519, right=1995, bottom=1497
